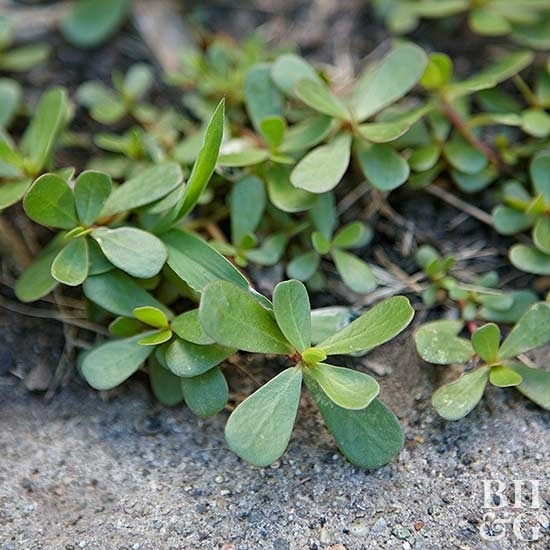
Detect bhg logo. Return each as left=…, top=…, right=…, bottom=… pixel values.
left=479, top=479, right=549, bottom=542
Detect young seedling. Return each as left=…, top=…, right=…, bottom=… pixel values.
left=414, top=302, right=550, bottom=420
left=199, top=278, right=414, bottom=468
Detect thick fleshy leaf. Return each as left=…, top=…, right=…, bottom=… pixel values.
left=420, top=53, right=453, bottom=89
left=409, top=144, right=441, bottom=172
left=521, top=109, right=550, bottom=138
left=74, top=171, right=112, bottom=226
left=332, top=222, right=373, bottom=249
left=270, top=54, right=322, bottom=96
left=533, top=217, right=550, bottom=254
left=510, top=244, right=550, bottom=275
left=499, top=302, right=550, bottom=359
left=489, top=365, right=523, bottom=387
left=60, top=0, right=130, bottom=48
left=138, top=329, right=172, bottom=346
left=230, top=176, right=266, bottom=246
left=356, top=143, right=409, bottom=191
left=492, top=206, right=533, bottom=235
left=295, top=78, right=350, bottom=120
left=163, top=99, right=224, bottom=226
left=181, top=367, right=228, bottom=418
left=0, top=44, right=48, bottom=72
left=0, top=179, right=31, bottom=210
left=259, top=117, right=286, bottom=149
left=306, top=373, right=403, bottom=469
left=91, top=227, right=167, bottom=278
left=350, top=43, right=427, bottom=122
left=83, top=271, right=169, bottom=317
left=480, top=290, right=538, bottom=324
left=80, top=333, right=154, bottom=390
left=109, top=317, right=144, bottom=337
left=304, top=363, right=379, bottom=410
left=357, top=119, right=412, bottom=143
left=218, top=148, right=269, bottom=167
left=133, top=306, right=169, bottom=329
left=164, top=338, right=233, bottom=377
left=469, top=7, right=510, bottom=35
left=225, top=367, right=302, bottom=467
left=20, top=87, right=68, bottom=173
left=148, top=358, right=184, bottom=407
left=245, top=234, right=287, bottom=266
left=14, top=235, right=63, bottom=302
left=273, top=279, right=311, bottom=352
left=509, top=362, right=550, bottom=410
left=431, top=367, right=490, bottom=420
left=162, top=229, right=248, bottom=292
left=279, top=115, right=333, bottom=153
left=332, top=249, right=377, bottom=294
left=266, top=164, right=316, bottom=212
left=123, top=63, right=153, bottom=99
left=199, top=280, right=293, bottom=354
left=414, top=320, right=473, bottom=364
left=23, top=173, right=77, bottom=229
left=531, top=152, right=550, bottom=202
left=286, top=251, right=320, bottom=281
left=51, top=237, right=89, bottom=286
left=318, top=296, right=414, bottom=355
left=0, top=78, right=21, bottom=127
left=171, top=309, right=214, bottom=345
left=452, top=165, right=497, bottom=193
left=101, top=162, right=182, bottom=216
left=443, top=136, right=487, bottom=174
left=310, top=306, right=354, bottom=345
left=244, top=64, right=284, bottom=134
left=310, top=191, right=337, bottom=238
left=471, top=323, right=500, bottom=363
left=290, top=132, right=351, bottom=193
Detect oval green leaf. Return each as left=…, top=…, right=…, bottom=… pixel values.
left=414, top=320, right=473, bottom=364
left=295, top=78, right=350, bottom=120
left=356, top=143, right=409, bottom=191
left=332, top=249, right=377, bottom=294
left=509, top=362, right=550, bottom=410
left=164, top=338, right=233, bottom=377
left=181, top=367, right=228, bottom=418
left=471, top=323, right=500, bottom=363
left=510, top=244, right=550, bottom=275
left=51, top=237, right=89, bottom=286
left=489, top=365, right=523, bottom=387
left=74, top=170, right=112, bottom=226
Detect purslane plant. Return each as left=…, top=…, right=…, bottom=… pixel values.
left=414, top=303, right=550, bottom=420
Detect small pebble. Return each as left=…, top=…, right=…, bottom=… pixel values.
left=371, top=516, right=387, bottom=533
left=391, top=524, right=411, bottom=540
left=349, top=518, right=369, bottom=537
left=214, top=475, right=224, bottom=483
left=320, top=526, right=331, bottom=544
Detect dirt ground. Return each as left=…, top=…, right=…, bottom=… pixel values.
left=1, top=1, right=550, bottom=549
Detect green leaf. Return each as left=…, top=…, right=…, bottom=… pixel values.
left=499, top=302, right=550, bottom=359
left=0, top=78, right=21, bottom=127
left=510, top=244, right=550, bottom=275
left=148, top=357, right=184, bottom=407
left=91, top=227, right=166, bottom=279
left=73, top=170, right=112, bottom=226
left=356, top=143, right=409, bottom=191
left=409, top=144, right=441, bottom=172
left=271, top=54, right=322, bottom=96
left=351, top=43, right=427, bottom=122
left=443, top=136, right=487, bottom=174
left=310, top=191, right=336, bottom=238
left=304, top=363, right=379, bottom=410
left=357, top=119, right=412, bottom=143
left=51, top=237, right=89, bottom=286
left=533, top=217, right=550, bottom=254
left=164, top=338, right=233, bottom=377
left=471, top=323, right=500, bottom=363
left=23, top=174, right=77, bottom=229
left=312, top=231, right=331, bottom=255
left=480, top=290, right=538, bottom=324
left=332, top=249, right=377, bottom=294
left=273, top=279, right=311, bottom=353
left=319, top=296, right=414, bottom=355
left=60, top=0, right=130, bottom=48
left=20, top=87, right=67, bottom=173
left=414, top=320, right=473, bottom=364
left=286, top=251, right=320, bottom=281
left=295, top=78, right=350, bottom=120
left=245, top=233, right=287, bottom=266
left=80, top=333, right=154, bottom=390
left=531, top=152, right=550, bottom=202
left=14, top=235, right=63, bottom=302
left=101, top=162, right=182, bottom=217
left=218, top=148, right=269, bottom=167
left=489, top=365, right=523, bottom=387
left=301, top=347, right=327, bottom=364
left=162, top=229, right=248, bottom=293
left=279, top=114, right=333, bottom=153
left=259, top=116, right=286, bottom=149
left=310, top=306, right=354, bottom=345
left=109, top=317, right=144, bottom=337
left=181, top=367, right=228, bottom=418
left=230, top=176, right=266, bottom=245
left=521, top=109, right=550, bottom=138
left=432, top=367, right=490, bottom=420
left=164, top=99, right=224, bottom=226
left=199, top=280, right=293, bottom=354
left=306, top=374, right=403, bottom=469
left=266, top=164, right=317, bottom=212
left=244, top=64, right=284, bottom=134
left=77, top=82, right=125, bottom=124
left=225, top=367, right=302, bottom=466
left=492, top=206, right=533, bottom=235
left=469, top=7, right=510, bottom=36
left=420, top=53, right=453, bottom=89
left=0, top=179, right=31, bottom=210
left=333, top=222, right=373, bottom=249
left=452, top=165, right=497, bottom=193
left=133, top=306, right=169, bottom=329
left=171, top=309, right=214, bottom=345
left=0, top=44, right=50, bottom=72
left=83, top=270, right=170, bottom=318
left=290, top=132, right=351, bottom=193
left=123, top=63, right=153, bottom=100
left=509, top=362, right=550, bottom=410
left=138, top=329, right=172, bottom=346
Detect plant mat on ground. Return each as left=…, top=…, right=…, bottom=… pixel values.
left=1, top=0, right=550, bottom=470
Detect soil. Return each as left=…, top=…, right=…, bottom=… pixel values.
left=1, top=1, right=549, bottom=549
